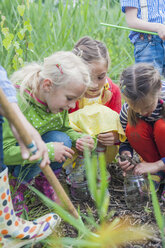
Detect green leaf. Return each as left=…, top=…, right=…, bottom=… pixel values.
left=2, top=35, right=13, bottom=50
left=28, top=42, right=34, bottom=49
left=2, top=27, right=9, bottom=36
left=16, top=48, right=23, bottom=56
left=17, top=29, right=25, bottom=40
left=12, top=55, right=19, bottom=70
left=24, top=20, right=32, bottom=32
left=148, top=173, right=164, bottom=231
left=17, top=5, right=25, bottom=17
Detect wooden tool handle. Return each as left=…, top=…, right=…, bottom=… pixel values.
left=0, top=88, right=79, bottom=219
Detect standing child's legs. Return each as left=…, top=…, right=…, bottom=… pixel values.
left=134, top=35, right=165, bottom=76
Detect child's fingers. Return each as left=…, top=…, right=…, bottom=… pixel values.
left=98, top=133, right=113, bottom=139
left=39, top=159, right=49, bottom=168
left=64, top=146, right=75, bottom=155
left=123, top=171, right=126, bottom=177
left=63, top=151, right=73, bottom=159
left=125, top=164, right=135, bottom=171
left=98, top=140, right=114, bottom=146
left=76, top=143, right=84, bottom=151
left=119, top=159, right=133, bottom=171
left=41, top=150, right=50, bottom=166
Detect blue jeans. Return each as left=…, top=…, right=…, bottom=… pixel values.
left=134, top=34, right=165, bottom=77
left=0, top=115, right=6, bottom=173
left=10, top=131, right=72, bottom=182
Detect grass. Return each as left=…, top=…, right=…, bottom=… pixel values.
left=30, top=152, right=153, bottom=247
left=2, top=0, right=163, bottom=246
left=0, top=0, right=134, bottom=81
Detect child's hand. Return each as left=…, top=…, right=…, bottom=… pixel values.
left=157, top=23, right=165, bottom=40
left=118, top=151, right=134, bottom=176
left=53, top=142, right=74, bottom=163
left=11, top=123, right=50, bottom=168
left=134, top=160, right=165, bottom=175
left=76, top=135, right=94, bottom=152
left=97, top=131, right=119, bottom=146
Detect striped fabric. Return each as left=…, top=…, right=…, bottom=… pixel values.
left=119, top=81, right=165, bottom=154
left=120, top=0, right=165, bottom=43
left=0, top=66, right=17, bottom=103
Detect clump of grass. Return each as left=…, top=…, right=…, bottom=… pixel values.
left=0, top=0, right=133, bottom=81
left=148, top=173, right=165, bottom=247
left=30, top=150, right=154, bottom=248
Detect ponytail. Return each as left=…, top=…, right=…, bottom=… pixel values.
left=10, top=62, right=43, bottom=100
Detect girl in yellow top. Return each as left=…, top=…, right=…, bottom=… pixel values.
left=65, top=36, right=126, bottom=185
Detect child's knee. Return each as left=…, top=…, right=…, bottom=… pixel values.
left=61, top=133, right=72, bottom=148
left=154, top=119, right=165, bottom=136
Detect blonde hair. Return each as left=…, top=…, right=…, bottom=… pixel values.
left=120, top=63, right=165, bottom=126
left=10, top=51, right=91, bottom=100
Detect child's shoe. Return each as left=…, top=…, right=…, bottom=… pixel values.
left=35, top=172, right=61, bottom=204
left=0, top=167, right=61, bottom=248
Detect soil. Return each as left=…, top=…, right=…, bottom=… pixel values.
left=28, top=163, right=165, bottom=248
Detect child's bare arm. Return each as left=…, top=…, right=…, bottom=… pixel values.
left=125, top=7, right=165, bottom=40
left=134, top=160, right=165, bottom=175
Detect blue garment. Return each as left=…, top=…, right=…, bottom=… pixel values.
left=9, top=131, right=72, bottom=182
left=0, top=65, right=17, bottom=172
left=120, top=0, right=165, bottom=44
left=134, top=34, right=165, bottom=76
left=0, top=66, right=17, bottom=103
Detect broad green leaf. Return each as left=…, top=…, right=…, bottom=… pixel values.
left=17, top=5, right=25, bottom=17
left=28, top=42, right=34, bottom=49
left=16, top=48, right=23, bottom=56
left=17, top=29, right=25, bottom=40
left=2, top=36, right=13, bottom=50
left=24, top=20, right=32, bottom=32
left=2, top=27, right=9, bottom=36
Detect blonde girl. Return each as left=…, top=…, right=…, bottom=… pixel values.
left=3, top=51, right=94, bottom=214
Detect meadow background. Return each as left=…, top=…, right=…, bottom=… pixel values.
left=1, top=1, right=165, bottom=247
left=0, top=0, right=134, bottom=84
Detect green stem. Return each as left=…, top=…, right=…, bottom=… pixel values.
left=100, top=23, right=158, bottom=36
